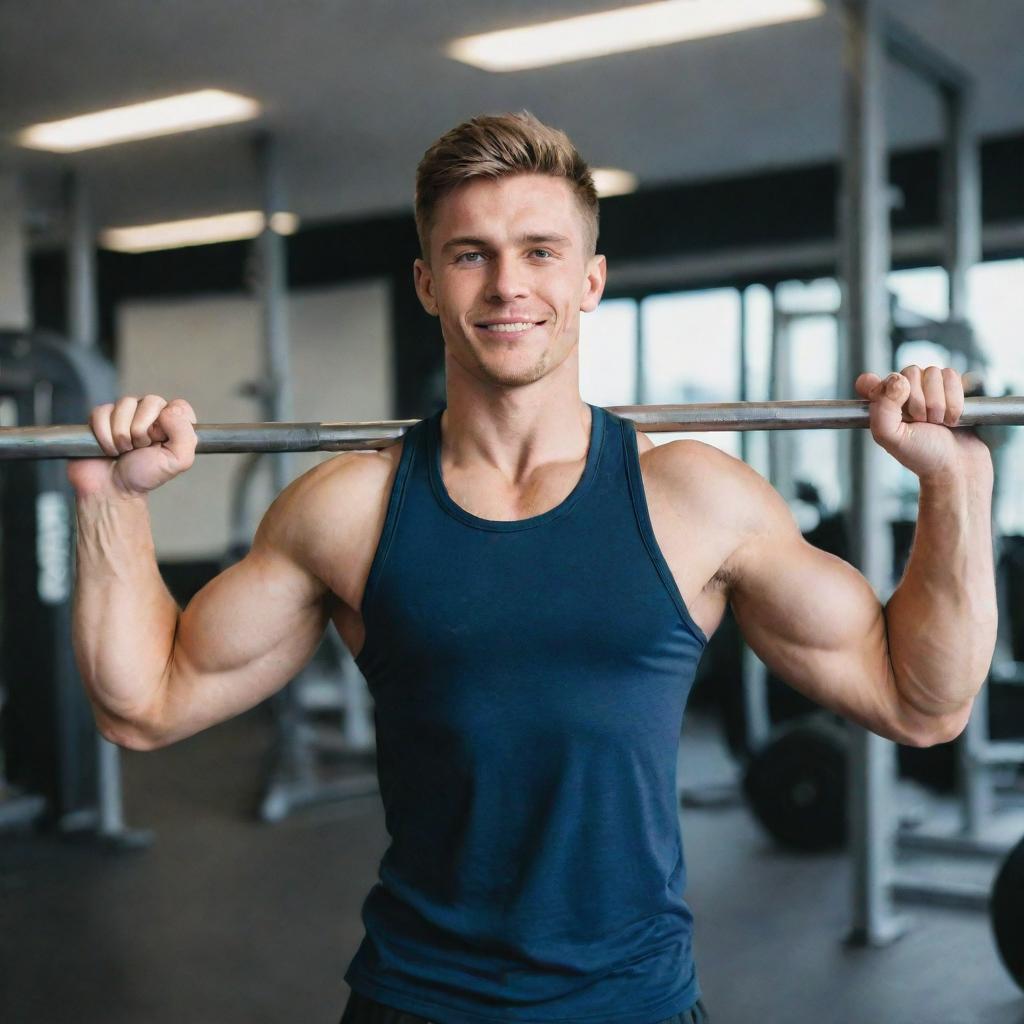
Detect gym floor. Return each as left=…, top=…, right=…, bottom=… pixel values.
left=2, top=709, right=1020, bottom=1024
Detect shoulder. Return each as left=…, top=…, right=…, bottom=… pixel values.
left=255, top=442, right=403, bottom=564
left=638, top=434, right=801, bottom=577
left=637, top=432, right=759, bottom=511
left=293, top=443, right=401, bottom=505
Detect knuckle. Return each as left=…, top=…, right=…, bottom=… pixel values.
left=91, top=405, right=112, bottom=426
left=170, top=396, right=196, bottom=415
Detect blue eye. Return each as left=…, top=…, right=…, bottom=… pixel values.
left=531, top=249, right=553, bottom=259
left=455, top=251, right=484, bottom=264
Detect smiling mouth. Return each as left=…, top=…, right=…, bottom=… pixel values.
left=476, top=321, right=544, bottom=334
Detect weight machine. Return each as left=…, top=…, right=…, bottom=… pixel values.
left=0, top=329, right=143, bottom=846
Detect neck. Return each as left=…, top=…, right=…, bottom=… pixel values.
left=440, top=351, right=591, bottom=482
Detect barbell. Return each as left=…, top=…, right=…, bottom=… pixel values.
left=0, top=396, right=1022, bottom=459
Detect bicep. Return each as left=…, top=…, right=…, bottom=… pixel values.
left=156, top=518, right=330, bottom=744
left=726, top=486, right=910, bottom=741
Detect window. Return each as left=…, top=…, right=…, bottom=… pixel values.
left=640, top=288, right=743, bottom=456
left=578, top=298, right=638, bottom=406
left=888, top=261, right=1024, bottom=535
left=968, top=259, right=1024, bottom=535
left=578, top=257, right=1024, bottom=536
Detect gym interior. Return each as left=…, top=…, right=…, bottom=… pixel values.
left=2, top=2, right=1024, bottom=1022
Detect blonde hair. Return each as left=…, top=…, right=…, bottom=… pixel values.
left=414, top=111, right=599, bottom=260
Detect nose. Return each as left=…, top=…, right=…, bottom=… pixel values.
left=486, top=254, right=529, bottom=304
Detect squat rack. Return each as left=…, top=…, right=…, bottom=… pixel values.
left=839, top=0, right=1008, bottom=943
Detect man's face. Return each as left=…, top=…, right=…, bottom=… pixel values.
left=414, top=174, right=606, bottom=390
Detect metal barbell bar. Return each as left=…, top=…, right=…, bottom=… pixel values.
left=0, top=396, right=1022, bottom=459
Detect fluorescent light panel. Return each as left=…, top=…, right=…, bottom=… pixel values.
left=591, top=168, right=638, bottom=198
left=17, top=89, right=261, bottom=153
left=448, top=0, right=825, bottom=72
left=101, top=211, right=298, bottom=253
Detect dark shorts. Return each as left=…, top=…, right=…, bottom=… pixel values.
left=340, top=989, right=710, bottom=1023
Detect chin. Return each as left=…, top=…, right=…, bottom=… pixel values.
left=476, top=354, right=551, bottom=389
left=480, top=367, right=549, bottom=389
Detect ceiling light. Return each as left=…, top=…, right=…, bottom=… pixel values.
left=100, top=211, right=298, bottom=253
left=591, top=168, right=638, bottom=198
left=17, top=89, right=261, bottom=153
left=447, top=0, right=825, bottom=72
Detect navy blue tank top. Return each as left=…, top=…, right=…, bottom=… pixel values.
left=345, top=404, right=707, bottom=1024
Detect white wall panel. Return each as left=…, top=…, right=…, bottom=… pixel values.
left=117, top=279, right=391, bottom=559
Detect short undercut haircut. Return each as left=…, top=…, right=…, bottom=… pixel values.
left=414, top=111, right=599, bottom=261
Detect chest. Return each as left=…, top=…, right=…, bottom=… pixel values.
left=325, top=438, right=735, bottom=657
left=371, top=532, right=680, bottom=663
left=355, top=520, right=706, bottom=750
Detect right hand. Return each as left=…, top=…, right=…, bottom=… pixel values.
left=66, top=395, right=199, bottom=498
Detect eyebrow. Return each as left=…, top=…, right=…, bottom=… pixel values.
left=440, top=232, right=573, bottom=253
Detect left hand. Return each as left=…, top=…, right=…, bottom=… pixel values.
left=854, top=365, right=992, bottom=480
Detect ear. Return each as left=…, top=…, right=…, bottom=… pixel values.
left=579, top=254, right=607, bottom=313
left=413, top=258, right=439, bottom=317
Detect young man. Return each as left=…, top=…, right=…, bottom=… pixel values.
left=71, top=113, right=997, bottom=1024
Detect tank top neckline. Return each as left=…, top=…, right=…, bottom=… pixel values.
left=426, top=404, right=607, bottom=533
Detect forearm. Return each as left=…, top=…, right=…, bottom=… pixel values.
left=73, top=491, right=180, bottom=744
left=885, top=465, right=998, bottom=731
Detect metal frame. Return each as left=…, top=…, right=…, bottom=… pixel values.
left=65, top=170, right=98, bottom=350
left=65, top=171, right=145, bottom=848
left=249, top=134, right=379, bottom=824
left=842, top=0, right=913, bottom=947
left=253, top=133, right=294, bottom=495
left=739, top=290, right=772, bottom=753
left=839, top=0, right=1021, bottom=935
left=886, top=11, right=1023, bottom=904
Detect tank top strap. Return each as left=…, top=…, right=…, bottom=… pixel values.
left=613, top=411, right=709, bottom=647
left=358, top=415, right=429, bottom=617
